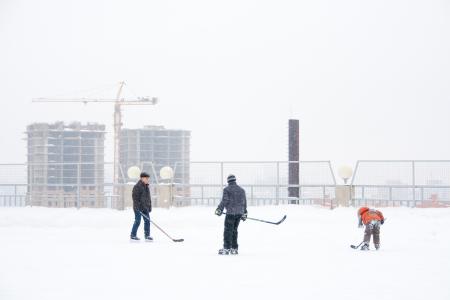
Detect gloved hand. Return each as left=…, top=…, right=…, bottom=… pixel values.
left=358, top=219, right=363, bottom=228
left=357, top=216, right=363, bottom=228
left=215, top=208, right=223, bottom=216
left=241, top=212, right=248, bottom=221
left=381, top=219, right=384, bottom=225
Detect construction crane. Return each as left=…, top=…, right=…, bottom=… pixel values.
left=32, top=81, right=158, bottom=193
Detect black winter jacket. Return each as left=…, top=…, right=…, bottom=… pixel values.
left=132, top=180, right=152, bottom=213
left=218, top=182, right=247, bottom=215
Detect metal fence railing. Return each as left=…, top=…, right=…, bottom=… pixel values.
left=3, top=160, right=450, bottom=208
left=351, top=160, right=450, bottom=207
left=0, top=161, right=337, bottom=208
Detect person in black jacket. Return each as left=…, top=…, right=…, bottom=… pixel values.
left=130, top=172, right=153, bottom=241
left=215, top=174, right=248, bottom=255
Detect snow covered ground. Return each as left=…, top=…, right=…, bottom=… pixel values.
left=1, top=206, right=449, bottom=300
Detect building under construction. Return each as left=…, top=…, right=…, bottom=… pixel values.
left=120, top=126, right=191, bottom=185
left=26, top=122, right=106, bottom=207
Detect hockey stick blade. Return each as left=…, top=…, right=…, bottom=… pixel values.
left=274, top=215, right=287, bottom=225
left=350, top=241, right=364, bottom=249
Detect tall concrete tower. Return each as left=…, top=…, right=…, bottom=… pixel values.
left=288, top=119, right=299, bottom=198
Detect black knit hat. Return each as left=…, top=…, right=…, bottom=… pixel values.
left=227, top=174, right=236, bottom=183
left=140, top=172, right=150, bottom=178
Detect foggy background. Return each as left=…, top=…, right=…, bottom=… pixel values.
left=0, top=0, right=449, bottom=169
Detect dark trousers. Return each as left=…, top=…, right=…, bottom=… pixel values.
left=364, top=222, right=380, bottom=246
left=131, top=210, right=150, bottom=237
left=224, top=214, right=242, bottom=249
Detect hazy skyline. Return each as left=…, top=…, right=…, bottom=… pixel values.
left=1, top=0, right=449, bottom=170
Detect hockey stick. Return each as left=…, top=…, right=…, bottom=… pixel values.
left=223, top=213, right=287, bottom=225
left=140, top=212, right=184, bottom=242
left=350, top=241, right=364, bottom=249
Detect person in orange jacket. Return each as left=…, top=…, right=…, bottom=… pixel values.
left=357, top=207, right=385, bottom=250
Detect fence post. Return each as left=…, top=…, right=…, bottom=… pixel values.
left=299, top=186, right=302, bottom=205
left=29, top=164, right=33, bottom=206
left=14, top=185, right=18, bottom=206
left=251, top=185, right=254, bottom=206
left=276, top=162, right=280, bottom=205
left=322, top=186, right=326, bottom=207
left=361, top=186, right=365, bottom=208
left=201, top=185, right=204, bottom=204
left=77, top=164, right=81, bottom=209
left=389, top=186, right=392, bottom=206
left=412, top=161, right=416, bottom=206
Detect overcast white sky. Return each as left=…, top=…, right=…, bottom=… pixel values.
left=0, top=0, right=449, bottom=169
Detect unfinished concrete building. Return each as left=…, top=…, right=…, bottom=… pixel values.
left=120, top=126, right=190, bottom=183
left=26, top=122, right=106, bottom=207
left=120, top=126, right=190, bottom=206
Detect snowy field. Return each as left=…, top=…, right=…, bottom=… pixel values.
left=1, top=206, right=449, bottom=300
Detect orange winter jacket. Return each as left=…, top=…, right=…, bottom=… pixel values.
left=358, top=207, right=384, bottom=225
